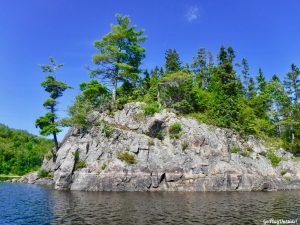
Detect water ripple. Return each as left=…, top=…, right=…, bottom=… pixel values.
left=0, top=183, right=300, bottom=225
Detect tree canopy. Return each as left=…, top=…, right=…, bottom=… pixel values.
left=90, top=14, right=146, bottom=106
left=55, top=14, right=300, bottom=157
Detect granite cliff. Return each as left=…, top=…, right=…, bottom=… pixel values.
left=20, top=102, right=300, bottom=191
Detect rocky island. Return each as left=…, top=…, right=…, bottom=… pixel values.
left=13, top=15, right=300, bottom=193
left=19, top=102, right=300, bottom=191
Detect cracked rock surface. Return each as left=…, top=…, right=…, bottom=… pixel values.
left=21, top=102, right=300, bottom=191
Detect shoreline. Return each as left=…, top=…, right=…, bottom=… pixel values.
left=0, top=175, right=22, bottom=178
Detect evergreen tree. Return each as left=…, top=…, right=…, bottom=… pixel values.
left=272, top=74, right=280, bottom=82
left=256, top=68, right=267, bottom=93
left=79, top=80, right=109, bottom=107
left=141, top=70, right=151, bottom=94
left=241, top=58, right=250, bottom=97
left=144, top=67, right=160, bottom=102
left=284, top=64, right=300, bottom=103
left=247, top=77, right=256, bottom=100
left=91, top=14, right=146, bottom=105
left=191, top=48, right=207, bottom=88
left=165, top=49, right=181, bottom=73
left=227, top=47, right=235, bottom=63
left=191, top=48, right=207, bottom=74
left=283, top=64, right=300, bottom=152
left=159, top=71, right=193, bottom=113
left=35, top=58, right=71, bottom=160
left=209, top=46, right=240, bottom=127
left=159, top=67, right=165, bottom=77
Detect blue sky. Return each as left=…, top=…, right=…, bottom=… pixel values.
left=1, top=0, right=300, bottom=139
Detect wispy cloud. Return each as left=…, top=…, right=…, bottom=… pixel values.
left=185, top=6, right=200, bottom=22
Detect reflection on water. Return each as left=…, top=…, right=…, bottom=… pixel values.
left=0, top=183, right=300, bottom=225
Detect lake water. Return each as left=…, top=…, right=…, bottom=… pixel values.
left=0, top=183, right=299, bottom=225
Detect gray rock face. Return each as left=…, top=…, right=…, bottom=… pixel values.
left=18, top=171, right=54, bottom=187
left=23, top=102, right=300, bottom=191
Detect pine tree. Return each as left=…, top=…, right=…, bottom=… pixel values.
left=35, top=58, right=71, bottom=160
left=284, top=64, right=300, bottom=103
left=79, top=80, right=109, bottom=107
left=142, top=70, right=151, bottom=92
left=283, top=64, right=300, bottom=151
left=256, top=68, right=266, bottom=93
left=165, top=49, right=181, bottom=73
left=208, top=46, right=240, bottom=127
left=248, top=77, right=256, bottom=99
left=191, top=48, right=207, bottom=88
left=91, top=14, right=146, bottom=106
left=241, top=58, right=250, bottom=97
left=159, top=67, right=165, bottom=77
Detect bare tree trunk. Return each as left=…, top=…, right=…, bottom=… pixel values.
left=50, top=105, right=58, bottom=162
left=112, top=79, right=117, bottom=107
left=52, top=132, right=58, bottom=162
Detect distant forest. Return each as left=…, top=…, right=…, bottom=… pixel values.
left=0, top=124, right=53, bottom=175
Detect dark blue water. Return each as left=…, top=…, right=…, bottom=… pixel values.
left=0, top=183, right=300, bottom=225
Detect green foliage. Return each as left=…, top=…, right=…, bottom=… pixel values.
left=101, top=123, right=113, bottom=138
left=48, top=171, right=54, bottom=178
left=266, top=150, right=282, bottom=166
left=37, top=169, right=53, bottom=178
left=181, top=141, right=189, bottom=151
left=236, top=99, right=258, bottom=134
left=44, top=151, right=53, bottom=160
left=169, top=122, right=182, bottom=139
left=165, top=49, right=181, bottom=73
left=142, top=102, right=161, bottom=116
left=63, top=80, right=110, bottom=128
left=100, top=120, right=113, bottom=138
left=187, top=112, right=217, bottom=126
left=117, top=150, right=136, bottom=164
left=64, top=15, right=300, bottom=157
left=73, top=150, right=86, bottom=169
left=0, top=124, right=53, bottom=176
left=41, top=75, right=70, bottom=99
left=75, top=160, right=86, bottom=169
left=159, top=72, right=193, bottom=112
left=191, top=86, right=212, bottom=112
left=207, top=47, right=240, bottom=128
left=5, top=15, right=300, bottom=181
left=37, top=169, right=50, bottom=178
left=240, top=149, right=251, bottom=157
left=35, top=113, right=61, bottom=136
left=230, top=146, right=252, bottom=157
left=91, top=14, right=146, bottom=104
left=172, top=100, right=193, bottom=114
left=148, top=139, right=155, bottom=145
left=79, top=80, right=109, bottom=107
left=230, top=146, right=242, bottom=154
left=101, top=163, right=107, bottom=170
left=36, top=57, right=71, bottom=152
left=66, top=96, right=94, bottom=128
left=280, top=169, right=288, bottom=176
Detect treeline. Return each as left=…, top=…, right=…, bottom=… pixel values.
left=0, top=124, right=53, bottom=175
left=37, top=14, right=299, bottom=158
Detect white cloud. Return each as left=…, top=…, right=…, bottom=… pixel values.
left=185, top=6, right=200, bottom=22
